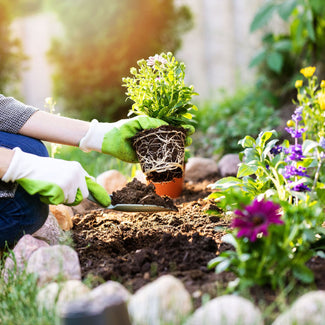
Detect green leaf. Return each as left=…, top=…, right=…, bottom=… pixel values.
left=292, top=264, right=314, bottom=283
left=256, top=130, right=275, bottom=148
left=273, top=39, right=292, bottom=52
left=303, top=139, right=319, bottom=154
left=208, top=177, right=242, bottom=190
left=277, top=0, right=297, bottom=20
left=249, top=49, right=267, bottom=68
left=237, top=163, right=258, bottom=178
left=306, top=9, right=316, bottom=41
left=316, top=188, right=325, bottom=205
left=222, top=234, right=238, bottom=249
left=266, top=51, right=283, bottom=74
left=239, top=135, right=255, bottom=148
left=216, top=259, right=231, bottom=273
left=250, top=3, right=277, bottom=32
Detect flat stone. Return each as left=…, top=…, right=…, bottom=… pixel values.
left=128, top=274, right=193, bottom=325
left=273, top=291, right=325, bottom=325
left=26, top=245, right=81, bottom=286
left=2, top=235, right=49, bottom=281
left=217, top=153, right=240, bottom=177
left=49, top=204, right=74, bottom=231
left=185, top=157, right=218, bottom=182
left=186, top=295, right=263, bottom=325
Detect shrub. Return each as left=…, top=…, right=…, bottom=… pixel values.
left=193, top=88, right=280, bottom=157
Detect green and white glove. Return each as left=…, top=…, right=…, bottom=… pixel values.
left=79, top=116, right=168, bottom=163
left=79, top=116, right=195, bottom=163
left=2, top=147, right=110, bottom=206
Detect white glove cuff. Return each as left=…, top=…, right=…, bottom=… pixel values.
left=2, top=147, right=26, bottom=182
left=79, top=119, right=102, bottom=152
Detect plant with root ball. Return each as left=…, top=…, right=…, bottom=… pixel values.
left=122, top=52, right=198, bottom=183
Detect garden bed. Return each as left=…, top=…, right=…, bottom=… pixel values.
left=71, top=176, right=325, bottom=311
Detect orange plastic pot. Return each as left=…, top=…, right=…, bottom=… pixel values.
left=149, top=176, right=184, bottom=198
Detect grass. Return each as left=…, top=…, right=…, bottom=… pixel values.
left=0, top=252, right=59, bottom=325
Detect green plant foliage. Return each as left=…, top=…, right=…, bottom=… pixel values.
left=0, top=253, right=58, bottom=325
left=249, top=0, right=325, bottom=104
left=207, top=68, right=325, bottom=292
left=0, top=0, right=27, bottom=96
left=46, top=0, right=193, bottom=122
left=53, top=145, right=136, bottom=178
left=123, top=52, right=198, bottom=126
left=193, top=88, right=280, bottom=156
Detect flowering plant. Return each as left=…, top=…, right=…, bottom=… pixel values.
left=122, top=52, right=198, bottom=126
left=207, top=67, right=325, bottom=291
left=208, top=195, right=325, bottom=291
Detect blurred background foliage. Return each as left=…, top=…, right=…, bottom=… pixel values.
left=2, top=0, right=325, bottom=173
left=46, top=0, right=193, bottom=122
left=0, top=0, right=28, bottom=96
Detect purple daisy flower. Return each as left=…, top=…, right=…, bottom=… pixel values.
left=231, top=199, right=283, bottom=242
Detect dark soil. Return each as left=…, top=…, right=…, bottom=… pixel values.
left=110, top=178, right=178, bottom=211
left=71, top=175, right=325, bottom=315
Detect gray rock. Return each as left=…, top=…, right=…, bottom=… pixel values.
left=186, top=295, right=263, bottom=325
left=2, top=235, right=49, bottom=281
left=26, top=245, right=81, bottom=286
left=272, top=291, right=325, bottom=325
left=32, top=212, right=64, bottom=245
left=128, top=275, right=193, bottom=325
left=185, top=157, right=218, bottom=182
left=37, top=280, right=90, bottom=311
left=217, top=153, right=240, bottom=177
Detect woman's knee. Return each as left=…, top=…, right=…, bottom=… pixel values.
left=0, top=131, right=48, bottom=157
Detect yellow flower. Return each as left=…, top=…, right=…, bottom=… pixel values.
left=300, top=66, right=316, bottom=78
left=318, top=93, right=325, bottom=110
left=321, top=80, right=325, bottom=89
left=295, top=80, right=303, bottom=88
left=287, top=120, right=295, bottom=127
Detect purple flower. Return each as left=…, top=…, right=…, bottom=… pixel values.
left=285, top=144, right=304, bottom=162
left=231, top=199, right=283, bottom=242
left=283, top=165, right=309, bottom=179
left=289, top=182, right=311, bottom=192
left=320, top=137, right=325, bottom=150
left=270, top=145, right=283, bottom=155
left=147, top=54, right=167, bottom=67
left=292, top=106, right=303, bottom=123
left=285, top=127, right=305, bottom=138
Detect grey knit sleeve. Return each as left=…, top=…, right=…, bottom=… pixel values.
left=0, top=94, right=38, bottom=133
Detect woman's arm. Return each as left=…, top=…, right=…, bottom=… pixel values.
left=19, top=111, right=90, bottom=147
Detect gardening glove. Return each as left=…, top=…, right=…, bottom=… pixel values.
left=1, top=147, right=110, bottom=206
left=79, top=116, right=168, bottom=163
left=79, top=116, right=195, bottom=163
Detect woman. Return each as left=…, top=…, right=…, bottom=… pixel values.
left=0, top=94, right=168, bottom=248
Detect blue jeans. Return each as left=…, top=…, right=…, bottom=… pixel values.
left=0, top=132, right=49, bottom=248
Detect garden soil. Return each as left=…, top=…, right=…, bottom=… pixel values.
left=71, top=175, right=325, bottom=310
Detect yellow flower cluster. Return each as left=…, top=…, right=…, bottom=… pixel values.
left=300, top=66, right=316, bottom=78
left=318, top=93, right=325, bottom=110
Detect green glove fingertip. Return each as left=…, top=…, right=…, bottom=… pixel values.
left=86, top=177, right=111, bottom=207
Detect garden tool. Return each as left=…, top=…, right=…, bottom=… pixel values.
left=87, top=192, right=175, bottom=212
